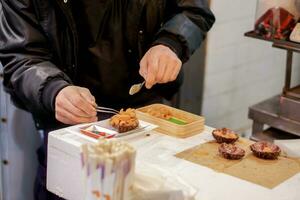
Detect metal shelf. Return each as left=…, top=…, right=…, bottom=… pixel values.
left=245, top=30, right=300, bottom=138
left=244, top=31, right=274, bottom=42
left=250, top=127, right=300, bottom=142
left=249, top=96, right=300, bottom=137
left=245, top=31, right=300, bottom=52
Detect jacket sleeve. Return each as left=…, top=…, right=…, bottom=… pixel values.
left=153, top=0, right=215, bottom=62
left=0, top=0, right=71, bottom=116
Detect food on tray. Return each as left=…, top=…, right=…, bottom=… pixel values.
left=80, top=125, right=116, bottom=139
left=146, top=107, right=172, bottom=119
left=145, top=107, right=187, bottom=125
left=250, top=141, right=281, bottom=160
left=218, top=143, right=245, bottom=160
left=167, top=117, right=188, bottom=125
left=109, top=108, right=139, bottom=133
left=90, top=130, right=106, bottom=135
left=212, top=128, right=239, bottom=144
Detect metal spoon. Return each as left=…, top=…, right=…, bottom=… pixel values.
left=129, top=81, right=145, bottom=95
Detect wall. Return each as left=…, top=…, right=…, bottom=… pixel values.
left=0, top=65, right=41, bottom=200
left=202, top=0, right=300, bottom=132
left=0, top=141, right=2, bottom=200
left=179, top=46, right=206, bottom=113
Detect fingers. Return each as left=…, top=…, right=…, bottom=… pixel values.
left=145, top=57, right=159, bottom=89
left=78, top=87, right=97, bottom=107
left=170, top=60, right=181, bottom=81
left=140, top=49, right=159, bottom=89
left=162, top=58, right=182, bottom=83
left=156, top=56, right=167, bottom=83
left=56, top=106, right=97, bottom=125
left=66, top=91, right=96, bottom=116
left=55, top=86, right=98, bottom=125
left=139, top=45, right=182, bottom=89
left=139, top=57, right=148, bottom=79
left=57, top=93, right=94, bottom=118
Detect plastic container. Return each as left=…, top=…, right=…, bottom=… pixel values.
left=254, top=0, right=300, bottom=40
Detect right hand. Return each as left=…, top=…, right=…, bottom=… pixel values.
left=55, top=86, right=98, bottom=125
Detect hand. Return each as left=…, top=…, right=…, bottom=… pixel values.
left=55, top=86, right=97, bottom=125
left=139, top=44, right=182, bottom=89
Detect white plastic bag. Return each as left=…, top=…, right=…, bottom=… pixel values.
left=129, top=163, right=197, bottom=200
left=275, top=139, right=300, bottom=158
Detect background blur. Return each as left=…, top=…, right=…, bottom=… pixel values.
left=1, top=0, right=300, bottom=199
left=180, top=0, right=300, bottom=134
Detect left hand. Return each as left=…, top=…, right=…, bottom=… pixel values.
left=139, top=44, right=182, bottom=89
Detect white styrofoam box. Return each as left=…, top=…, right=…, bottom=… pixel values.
left=47, top=120, right=157, bottom=200
left=47, top=128, right=95, bottom=200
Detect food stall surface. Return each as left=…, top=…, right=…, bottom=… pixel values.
left=47, top=125, right=300, bottom=200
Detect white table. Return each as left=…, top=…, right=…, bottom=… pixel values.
left=47, top=126, right=300, bottom=200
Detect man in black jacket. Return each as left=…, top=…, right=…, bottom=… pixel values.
left=0, top=0, right=214, bottom=199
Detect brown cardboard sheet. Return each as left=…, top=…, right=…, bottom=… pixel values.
left=175, top=138, right=300, bottom=189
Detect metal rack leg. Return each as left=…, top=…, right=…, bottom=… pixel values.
left=251, top=121, right=264, bottom=140
left=283, top=50, right=293, bottom=94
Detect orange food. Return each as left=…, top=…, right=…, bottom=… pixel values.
left=109, top=108, right=139, bottom=133
left=146, top=107, right=172, bottom=120
left=212, top=128, right=239, bottom=143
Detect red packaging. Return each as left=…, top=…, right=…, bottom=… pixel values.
left=254, top=0, right=300, bottom=40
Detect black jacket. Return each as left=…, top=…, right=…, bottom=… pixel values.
left=0, top=0, right=215, bottom=128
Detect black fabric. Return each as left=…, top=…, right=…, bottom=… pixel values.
left=152, top=33, right=184, bottom=59
left=71, top=0, right=187, bottom=110
left=0, top=1, right=215, bottom=199
left=42, top=79, right=71, bottom=112
left=72, top=0, right=157, bottom=109
left=0, top=0, right=215, bottom=129
left=34, top=125, right=67, bottom=200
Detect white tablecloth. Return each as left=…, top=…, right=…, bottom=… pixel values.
left=126, top=126, right=300, bottom=200
left=47, top=125, right=300, bottom=200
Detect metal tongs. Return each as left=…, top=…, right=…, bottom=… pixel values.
left=96, top=106, right=119, bottom=115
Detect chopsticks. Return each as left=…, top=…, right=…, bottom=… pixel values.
left=81, top=140, right=136, bottom=200
left=96, top=106, right=119, bottom=115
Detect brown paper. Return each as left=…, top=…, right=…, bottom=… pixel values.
left=175, top=138, right=300, bottom=189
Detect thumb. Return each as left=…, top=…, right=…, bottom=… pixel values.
left=145, top=61, right=157, bottom=89
left=139, top=58, right=148, bottom=80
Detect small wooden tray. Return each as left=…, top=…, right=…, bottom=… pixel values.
left=136, top=104, right=205, bottom=138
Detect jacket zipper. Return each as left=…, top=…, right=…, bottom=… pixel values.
left=55, top=0, right=79, bottom=78
left=137, top=0, right=147, bottom=59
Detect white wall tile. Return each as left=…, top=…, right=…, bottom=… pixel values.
left=210, top=0, right=256, bottom=24
left=203, top=0, right=300, bottom=131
